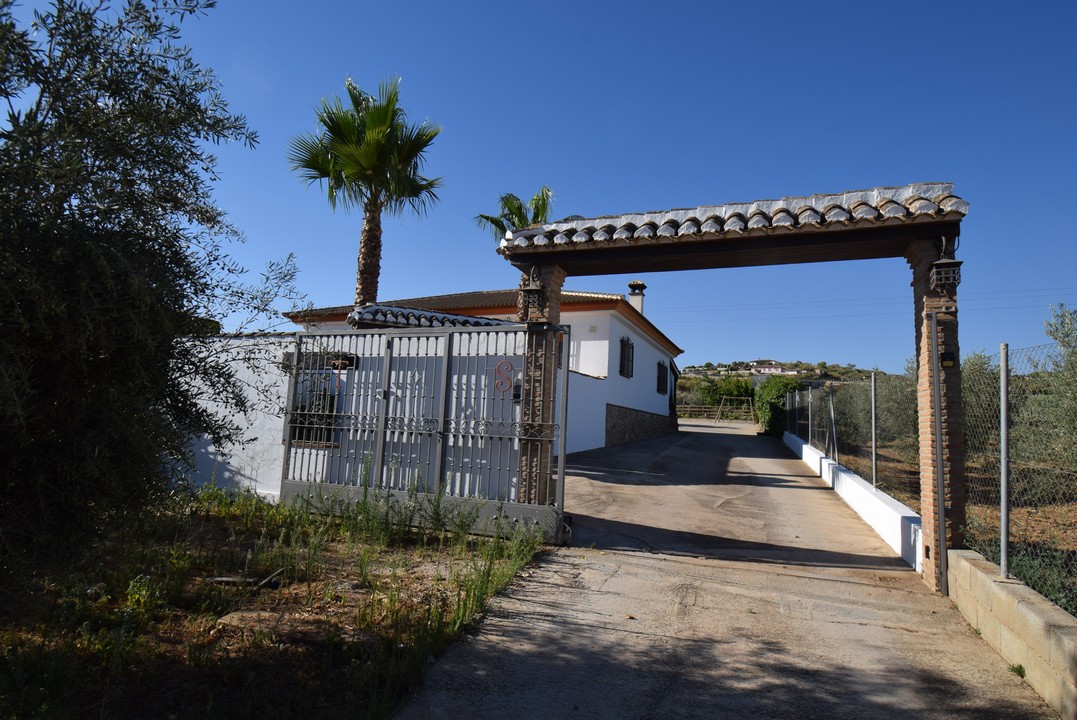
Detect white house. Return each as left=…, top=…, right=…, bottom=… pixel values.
left=286, top=281, right=684, bottom=454
left=188, top=282, right=684, bottom=500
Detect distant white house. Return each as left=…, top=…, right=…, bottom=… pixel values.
left=749, top=359, right=800, bottom=376
left=286, top=282, right=684, bottom=454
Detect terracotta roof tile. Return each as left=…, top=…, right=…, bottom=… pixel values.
left=499, top=183, right=968, bottom=255
left=346, top=304, right=511, bottom=329
left=289, top=289, right=627, bottom=321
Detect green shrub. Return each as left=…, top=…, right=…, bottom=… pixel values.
left=699, top=376, right=754, bottom=405
left=755, top=376, right=803, bottom=435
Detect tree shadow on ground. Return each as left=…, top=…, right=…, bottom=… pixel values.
left=567, top=424, right=809, bottom=488
left=399, top=571, right=1048, bottom=720
left=568, top=514, right=908, bottom=570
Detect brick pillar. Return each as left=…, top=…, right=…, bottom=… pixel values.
left=907, top=239, right=966, bottom=592
left=517, top=266, right=565, bottom=505
left=516, top=265, right=566, bottom=325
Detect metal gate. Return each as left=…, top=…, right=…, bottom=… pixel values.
left=278, top=325, right=568, bottom=541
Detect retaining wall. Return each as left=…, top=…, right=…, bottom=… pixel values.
left=948, top=550, right=1077, bottom=720
left=606, top=403, right=676, bottom=447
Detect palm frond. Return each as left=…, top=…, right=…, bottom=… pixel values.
left=475, top=213, right=509, bottom=241
left=499, top=193, right=529, bottom=228
left=528, top=186, right=554, bottom=225
left=475, top=186, right=556, bottom=243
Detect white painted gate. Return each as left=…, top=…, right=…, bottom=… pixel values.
left=279, top=326, right=568, bottom=540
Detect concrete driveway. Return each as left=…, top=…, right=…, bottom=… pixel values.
left=396, top=420, right=1057, bottom=719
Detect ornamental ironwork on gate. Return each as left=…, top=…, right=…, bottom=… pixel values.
left=278, top=325, right=568, bottom=541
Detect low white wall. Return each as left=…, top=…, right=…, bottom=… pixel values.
left=783, top=432, right=922, bottom=572
left=565, top=371, right=607, bottom=454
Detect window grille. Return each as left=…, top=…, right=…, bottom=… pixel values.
left=619, top=337, right=634, bottom=378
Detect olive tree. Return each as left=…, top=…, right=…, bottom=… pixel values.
left=0, top=0, right=299, bottom=558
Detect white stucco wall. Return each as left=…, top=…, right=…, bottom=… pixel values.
left=564, top=371, right=607, bottom=454
left=187, top=335, right=294, bottom=500
left=562, top=310, right=612, bottom=378
left=605, top=315, right=674, bottom=418
left=298, top=319, right=352, bottom=333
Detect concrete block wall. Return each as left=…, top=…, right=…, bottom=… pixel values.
left=948, top=550, right=1077, bottom=720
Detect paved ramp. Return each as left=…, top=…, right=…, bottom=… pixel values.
left=396, top=421, right=1056, bottom=719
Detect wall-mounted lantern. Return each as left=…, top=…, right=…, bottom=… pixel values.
left=929, top=258, right=962, bottom=292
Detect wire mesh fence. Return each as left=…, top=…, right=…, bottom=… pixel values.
left=964, top=344, right=1076, bottom=616
left=788, top=374, right=920, bottom=513
left=788, top=343, right=1075, bottom=617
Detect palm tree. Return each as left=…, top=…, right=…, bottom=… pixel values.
left=288, top=78, right=441, bottom=306
left=475, top=186, right=554, bottom=242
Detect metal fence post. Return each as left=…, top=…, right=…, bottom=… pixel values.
left=1000, top=342, right=1010, bottom=578
left=871, top=371, right=878, bottom=490
left=828, top=385, right=839, bottom=465
left=807, top=386, right=813, bottom=447
left=787, top=392, right=796, bottom=437
left=433, top=332, right=454, bottom=493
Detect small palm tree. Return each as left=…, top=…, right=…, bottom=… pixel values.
left=289, top=78, right=441, bottom=306
left=475, top=186, right=554, bottom=242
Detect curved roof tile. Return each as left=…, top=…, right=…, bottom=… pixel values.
left=823, top=205, right=851, bottom=223
left=500, top=183, right=967, bottom=254
left=724, top=213, right=747, bottom=232
left=747, top=210, right=770, bottom=229
left=878, top=199, right=906, bottom=218
left=633, top=223, right=656, bottom=239
left=679, top=218, right=701, bottom=235
left=657, top=221, right=678, bottom=237
left=850, top=202, right=879, bottom=220
left=347, top=304, right=512, bottom=329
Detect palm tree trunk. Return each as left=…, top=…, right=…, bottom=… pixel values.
left=355, top=201, right=383, bottom=306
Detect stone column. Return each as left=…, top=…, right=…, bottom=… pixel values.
left=907, top=239, right=966, bottom=592
left=517, top=266, right=566, bottom=505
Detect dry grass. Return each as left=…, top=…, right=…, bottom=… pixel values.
left=0, top=486, right=544, bottom=719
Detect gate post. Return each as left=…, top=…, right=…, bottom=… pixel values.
left=907, top=238, right=966, bottom=592
left=517, top=265, right=565, bottom=507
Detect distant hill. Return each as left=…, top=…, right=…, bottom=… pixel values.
left=681, top=359, right=893, bottom=383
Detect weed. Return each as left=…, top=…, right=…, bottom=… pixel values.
left=124, top=575, right=162, bottom=618
left=1009, top=663, right=1026, bottom=678
left=0, top=482, right=543, bottom=720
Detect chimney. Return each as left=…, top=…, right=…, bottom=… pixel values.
left=627, top=280, right=647, bottom=314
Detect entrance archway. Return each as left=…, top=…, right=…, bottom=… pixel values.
left=500, top=183, right=967, bottom=592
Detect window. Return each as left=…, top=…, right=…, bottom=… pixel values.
left=618, top=337, right=634, bottom=378
left=657, top=361, right=668, bottom=394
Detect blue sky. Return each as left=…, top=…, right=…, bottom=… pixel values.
left=52, top=1, right=1077, bottom=372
